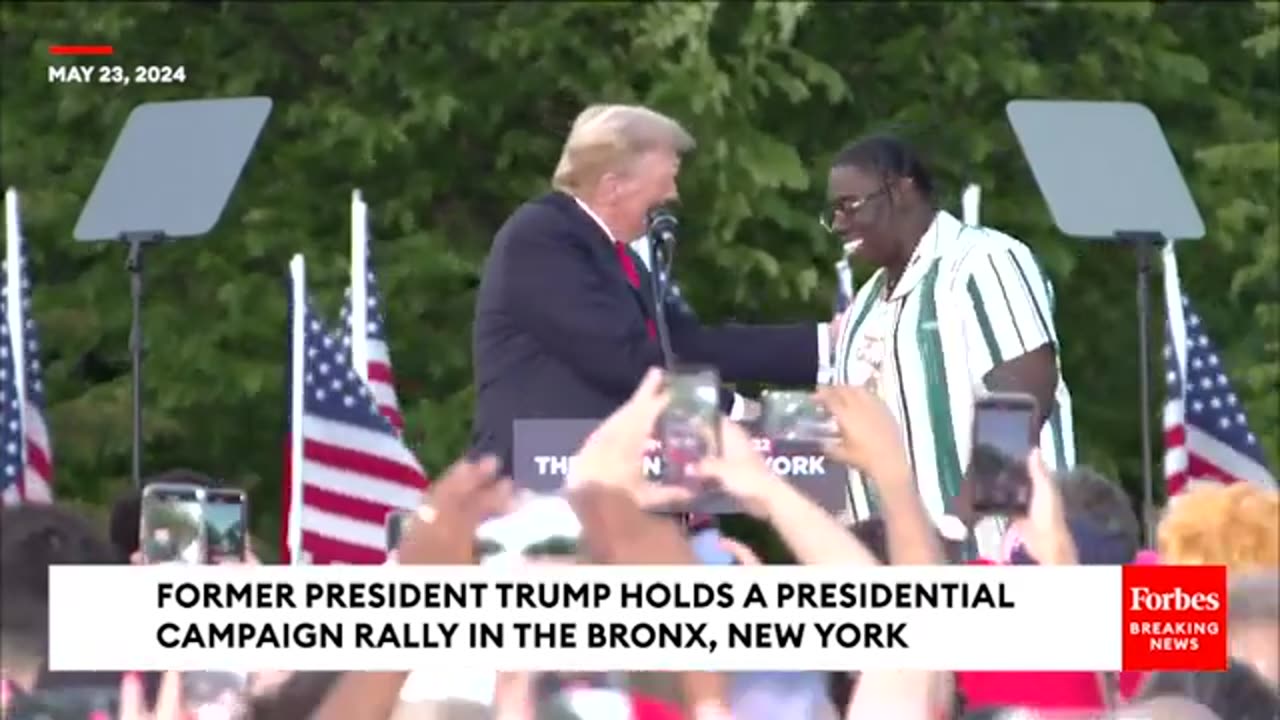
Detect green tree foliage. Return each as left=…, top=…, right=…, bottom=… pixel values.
left=1, top=2, right=1276, bottom=552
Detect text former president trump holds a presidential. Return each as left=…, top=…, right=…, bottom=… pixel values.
left=471, top=104, right=832, bottom=474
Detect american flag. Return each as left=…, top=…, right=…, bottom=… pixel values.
left=1, top=255, right=54, bottom=504
left=284, top=295, right=427, bottom=564
left=1162, top=245, right=1275, bottom=496
left=339, top=254, right=404, bottom=433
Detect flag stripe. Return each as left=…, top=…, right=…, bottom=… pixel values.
left=301, top=456, right=423, bottom=510
left=294, top=527, right=385, bottom=565
left=301, top=481, right=396, bottom=527
left=303, top=436, right=423, bottom=490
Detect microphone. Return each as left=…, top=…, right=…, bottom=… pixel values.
left=646, top=206, right=678, bottom=247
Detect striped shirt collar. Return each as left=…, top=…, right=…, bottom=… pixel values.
left=887, top=209, right=963, bottom=301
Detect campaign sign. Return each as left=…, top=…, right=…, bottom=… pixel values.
left=512, top=419, right=847, bottom=515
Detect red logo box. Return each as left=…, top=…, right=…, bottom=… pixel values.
left=1121, top=564, right=1228, bottom=672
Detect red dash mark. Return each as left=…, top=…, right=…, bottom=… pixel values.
left=49, top=45, right=114, bottom=56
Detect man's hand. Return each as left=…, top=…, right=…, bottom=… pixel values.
left=818, top=384, right=909, bottom=483
left=572, top=484, right=696, bottom=566
left=693, top=419, right=779, bottom=519
left=398, top=455, right=512, bottom=566
left=718, top=536, right=762, bottom=566
left=1010, top=449, right=1077, bottom=565
left=571, top=367, right=692, bottom=509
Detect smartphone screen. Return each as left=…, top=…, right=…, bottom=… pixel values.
left=385, top=509, right=410, bottom=552
left=761, top=390, right=838, bottom=442
left=967, top=393, right=1038, bottom=516
left=204, top=489, right=247, bottom=563
left=140, top=484, right=206, bottom=565
left=658, top=366, right=721, bottom=490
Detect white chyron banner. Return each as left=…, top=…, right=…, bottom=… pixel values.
left=47, top=565, right=1124, bottom=672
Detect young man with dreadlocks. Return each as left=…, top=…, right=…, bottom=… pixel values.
left=824, top=134, right=1076, bottom=558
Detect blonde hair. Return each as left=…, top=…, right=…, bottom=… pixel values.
left=551, top=104, right=695, bottom=195
left=1158, top=481, right=1280, bottom=572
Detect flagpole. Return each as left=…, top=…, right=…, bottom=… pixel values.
left=350, top=190, right=370, bottom=385
left=4, top=188, right=27, bottom=471
left=962, top=183, right=982, bottom=226
left=288, top=255, right=307, bottom=565
left=1160, top=240, right=1188, bottom=525
left=1161, top=242, right=1187, bottom=386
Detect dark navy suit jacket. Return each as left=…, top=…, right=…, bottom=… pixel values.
left=470, top=191, right=818, bottom=472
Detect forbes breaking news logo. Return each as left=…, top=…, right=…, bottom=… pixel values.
left=1121, top=564, right=1228, bottom=671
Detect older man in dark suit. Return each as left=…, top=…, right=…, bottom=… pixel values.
left=471, top=104, right=831, bottom=472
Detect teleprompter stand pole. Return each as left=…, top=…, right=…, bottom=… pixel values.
left=647, top=238, right=692, bottom=530
left=1118, top=231, right=1165, bottom=548
left=123, top=231, right=163, bottom=490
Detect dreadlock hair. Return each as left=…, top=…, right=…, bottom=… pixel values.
left=831, top=134, right=936, bottom=207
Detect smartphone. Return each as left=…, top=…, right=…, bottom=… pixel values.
left=658, top=366, right=722, bottom=490
left=140, top=483, right=206, bottom=565
left=204, top=488, right=248, bottom=563
left=967, top=392, right=1039, bottom=516
left=761, top=390, right=838, bottom=442
left=385, top=509, right=411, bottom=551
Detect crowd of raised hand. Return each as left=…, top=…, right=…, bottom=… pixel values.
left=2, top=368, right=1277, bottom=719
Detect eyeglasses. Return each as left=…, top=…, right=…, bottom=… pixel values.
left=819, top=188, right=889, bottom=233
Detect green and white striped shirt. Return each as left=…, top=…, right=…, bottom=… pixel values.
left=834, top=210, right=1076, bottom=556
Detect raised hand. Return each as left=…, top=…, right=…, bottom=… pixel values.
left=398, top=455, right=512, bottom=566
left=570, top=368, right=693, bottom=509
left=692, top=419, right=778, bottom=519
left=817, top=384, right=908, bottom=482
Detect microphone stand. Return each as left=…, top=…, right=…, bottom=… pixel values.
left=647, top=235, right=676, bottom=369
left=647, top=234, right=690, bottom=531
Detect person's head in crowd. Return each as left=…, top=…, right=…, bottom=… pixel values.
left=0, top=503, right=119, bottom=691
left=108, top=468, right=220, bottom=561
left=1227, top=571, right=1279, bottom=688
left=824, top=134, right=937, bottom=270
left=1055, top=465, right=1142, bottom=557
left=1137, top=658, right=1280, bottom=719
left=552, top=104, right=693, bottom=243
left=1157, top=481, right=1279, bottom=572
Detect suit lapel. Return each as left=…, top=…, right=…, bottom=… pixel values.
left=545, top=192, right=654, bottom=321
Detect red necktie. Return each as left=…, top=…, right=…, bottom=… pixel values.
left=615, top=244, right=656, bottom=339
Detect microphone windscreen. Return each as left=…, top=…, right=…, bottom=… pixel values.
left=646, top=207, right=678, bottom=238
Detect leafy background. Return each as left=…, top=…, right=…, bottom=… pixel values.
left=2, top=1, right=1276, bottom=557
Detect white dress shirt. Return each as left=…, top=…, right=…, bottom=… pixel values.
left=571, top=198, right=830, bottom=419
